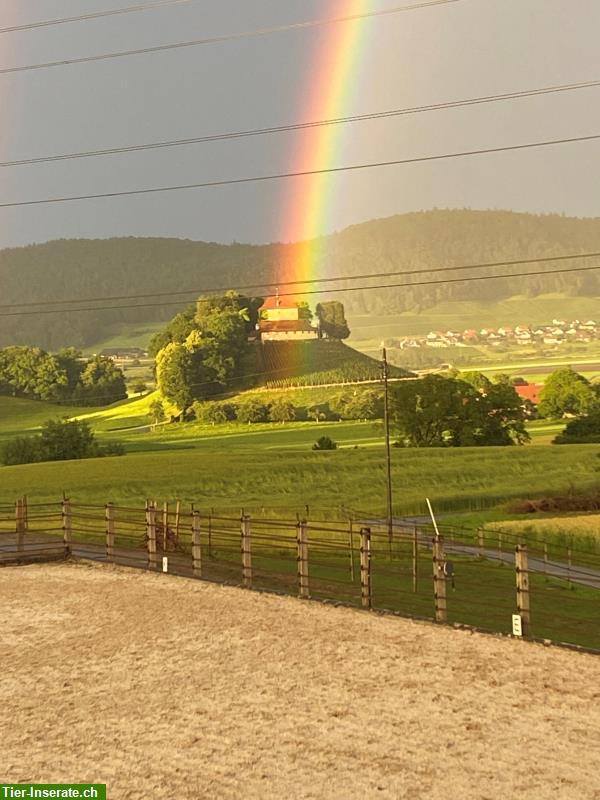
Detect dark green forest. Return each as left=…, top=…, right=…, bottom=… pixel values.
left=2, top=209, right=599, bottom=350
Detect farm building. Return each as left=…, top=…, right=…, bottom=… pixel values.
left=258, top=292, right=318, bottom=341
left=515, top=382, right=543, bottom=405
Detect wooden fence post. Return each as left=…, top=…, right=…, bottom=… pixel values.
left=567, top=541, right=572, bottom=587
left=348, top=518, right=355, bottom=583
left=15, top=497, right=25, bottom=553
left=412, top=525, right=419, bottom=593
left=477, top=527, right=484, bottom=558
left=432, top=536, right=447, bottom=623
left=360, top=527, right=372, bottom=609
left=162, top=501, right=169, bottom=552
left=297, top=519, right=309, bottom=599
left=543, top=542, right=548, bottom=576
left=192, top=511, right=202, bottom=578
left=105, top=503, right=115, bottom=562
left=241, top=514, right=252, bottom=589
left=175, top=500, right=181, bottom=547
left=61, top=497, right=72, bottom=557
left=515, top=544, right=531, bottom=636
left=147, top=502, right=158, bottom=570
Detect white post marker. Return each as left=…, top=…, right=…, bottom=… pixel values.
left=426, top=497, right=441, bottom=539
left=512, top=614, right=523, bottom=637
left=162, top=556, right=168, bottom=573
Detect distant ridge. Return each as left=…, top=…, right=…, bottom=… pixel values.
left=1, top=209, right=599, bottom=349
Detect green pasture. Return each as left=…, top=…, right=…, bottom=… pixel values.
left=1, top=436, right=597, bottom=519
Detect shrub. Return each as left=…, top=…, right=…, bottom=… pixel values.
left=1, top=418, right=125, bottom=465
left=1, top=436, right=44, bottom=466
left=312, top=436, right=337, bottom=451
left=553, top=409, right=600, bottom=444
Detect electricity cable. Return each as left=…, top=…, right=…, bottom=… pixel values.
left=1, top=131, right=599, bottom=209
left=3, top=77, right=599, bottom=169
left=0, top=0, right=196, bottom=34
left=0, top=1, right=462, bottom=75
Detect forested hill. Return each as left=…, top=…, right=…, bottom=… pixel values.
left=2, top=209, right=600, bottom=350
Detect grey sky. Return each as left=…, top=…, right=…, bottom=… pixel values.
left=1, top=0, right=600, bottom=249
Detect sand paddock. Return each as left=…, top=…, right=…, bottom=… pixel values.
left=1, top=562, right=599, bottom=800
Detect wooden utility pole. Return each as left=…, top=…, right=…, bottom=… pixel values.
left=515, top=544, right=531, bottom=636
left=360, top=527, right=372, bottom=609
left=105, top=503, right=115, bottom=562
left=297, top=519, right=309, bottom=599
left=382, top=346, right=394, bottom=546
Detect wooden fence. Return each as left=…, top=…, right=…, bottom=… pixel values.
left=1, top=496, right=599, bottom=653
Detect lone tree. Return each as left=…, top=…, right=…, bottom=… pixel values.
left=315, top=301, right=350, bottom=340
left=149, top=398, right=166, bottom=427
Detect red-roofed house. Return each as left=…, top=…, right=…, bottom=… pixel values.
left=515, top=383, right=543, bottom=405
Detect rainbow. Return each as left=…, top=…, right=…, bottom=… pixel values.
left=283, top=0, right=369, bottom=290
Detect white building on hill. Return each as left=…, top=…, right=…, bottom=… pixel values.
left=258, top=292, right=319, bottom=341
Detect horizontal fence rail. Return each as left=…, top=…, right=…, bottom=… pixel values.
left=1, top=496, right=599, bottom=654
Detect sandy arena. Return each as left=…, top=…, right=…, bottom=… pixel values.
left=1, top=561, right=599, bottom=799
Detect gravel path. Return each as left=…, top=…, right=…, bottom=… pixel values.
left=1, top=561, right=599, bottom=800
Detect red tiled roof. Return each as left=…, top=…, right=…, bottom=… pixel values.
left=259, top=320, right=316, bottom=333
left=515, top=383, right=543, bottom=404
left=261, top=295, right=302, bottom=310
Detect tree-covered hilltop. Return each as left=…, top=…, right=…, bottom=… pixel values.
left=2, top=209, right=599, bottom=349
left=152, top=292, right=407, bottom=411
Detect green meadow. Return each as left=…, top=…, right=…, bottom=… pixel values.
left=0, top=393, right=594, bottom=521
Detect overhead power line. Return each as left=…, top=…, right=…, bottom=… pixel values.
left=1, top=264, right=598, bottom=317
left=0, top=1, right=195, bottom=34
left=3, top=77, right=600, bottom=169
left=0, top=0, right=461, bottom=76
left=6, top=250, right=600, bottom=310
left=1, top=131, right=599, bottom=209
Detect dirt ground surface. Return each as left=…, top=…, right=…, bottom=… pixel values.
left=2, top=561, right=600, bottom=800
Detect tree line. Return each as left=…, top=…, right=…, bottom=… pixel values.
left=0, top=346, right=127, bottom=406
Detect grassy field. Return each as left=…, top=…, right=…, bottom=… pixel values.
left=1, top=435, right=597, bottom=519
left=486, top=515, right=600, bottom=546
left=0, top=392, right=595, bottom=525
